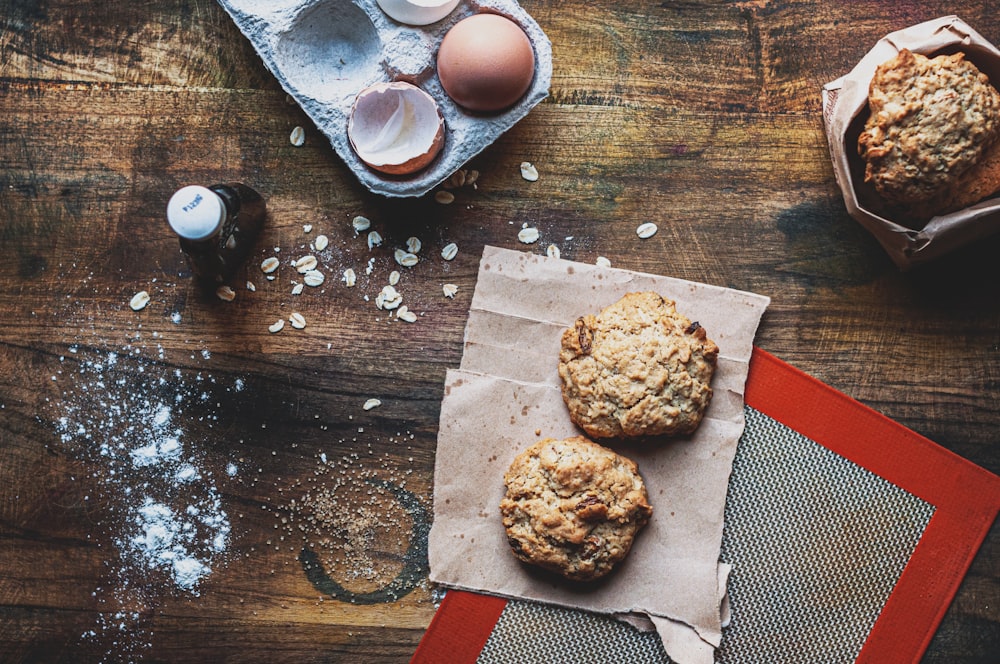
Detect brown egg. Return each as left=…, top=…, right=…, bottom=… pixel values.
left=437, top=13, right=535, bottom=113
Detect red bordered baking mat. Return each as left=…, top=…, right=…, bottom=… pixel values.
left=412, top=348, right=1000, bottom=664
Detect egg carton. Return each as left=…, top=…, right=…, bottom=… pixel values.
left=216, top=0, right=553, bottom=197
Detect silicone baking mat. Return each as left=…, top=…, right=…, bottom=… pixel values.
left=413, top=348, right=1000, bottom=663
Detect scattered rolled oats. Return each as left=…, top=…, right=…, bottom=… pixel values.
left=225, top=234, right=237, bottom=250
left=435, top=190, right=455, bottom=205
left=396, top=306, right=417, bottom=323
left=261, top=257, right=280, bottom=274
left=441, top=242, right=458, bottom=261
left=303, top=224, right=313, bottom=233
left=394, top=249, right=419, bottom=267
left=289, top=312, right=306, bottom=329
left=352, top=215, right=371, bottom=232
left=246, top=280, right=257, bottom=292
left=406, top=236, right=422, bottom=254
left=129, top=290, right=150, bottom=311
left=290, top=125, right=305, bottom=147
left=636, top=222, right=658, bottom=239
left=546, top=244, right=561, bottom=259
left=376, top=285, right=403, bottom=310
left=342, top=268, right=357, bottom=287
left=596, top=256, right=612, bottom=267
left=466, top=169, right=480, bottom=186
left=268, top=319, right=285, bottom=333
left=442, top=283, right=458, bottom=298
left=388, top=270, right=400, bottom=286
left=520, top=161, right=539, bottom=181
left=294, top=255, right=318, bottom=273
left=314, top=234, right=329, bottom=251
left=367, top=230, right=383, bottom=250
left=363, top=398, right=381, bottom=411
left=447, top=170, right=466, bottom=188
left=291, top=283, right=304, bottom=296
left=518, top=226, right=540, bottom=244
left=303, top=270, right=325, bottom=287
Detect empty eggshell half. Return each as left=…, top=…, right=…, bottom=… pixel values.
left=348, top=81, right=446, bottom=176
left=376, top=0, right=461, bottom=26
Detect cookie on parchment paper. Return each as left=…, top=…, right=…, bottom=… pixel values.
left=558, top=291, right=719, bottom=440
left=500, top=436, right=653, bottom=581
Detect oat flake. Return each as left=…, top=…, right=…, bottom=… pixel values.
left=352, top=215, right=371, bottom=232
left=394, top=249, right=419, bottom=267
left=261, top=257, right=280, bottom=274
left=636, top=222, right=658, bottom=239
left=216, top=285, right=236, bottom=302
left=303, top=270, right=325, bottom=287
left=129, top=291, right=150, bottom=311
left=520, top=161, right=539, bottom=181
left=518, top=227, right=540, bottom=244
left=294, top=255, right=318, bottom=273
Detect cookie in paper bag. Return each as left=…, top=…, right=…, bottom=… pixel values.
left=558, top=291, right=719, bottom=440
left=500, top=436, right=652, bottom=581
left=858, top=48, right=1000, bottom=218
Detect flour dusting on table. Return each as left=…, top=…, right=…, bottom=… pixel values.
left=52, top=345, right=236, bottom=660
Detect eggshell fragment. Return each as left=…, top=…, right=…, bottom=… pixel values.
left=376, top=0, right=460, bottom=26
left=437, top=13, right=536, bottom=112
left=348, top=81, right=446, bottom=175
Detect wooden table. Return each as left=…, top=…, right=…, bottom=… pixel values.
left=2, top=1, right=998, bottom=661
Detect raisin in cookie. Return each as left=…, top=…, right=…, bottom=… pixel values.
left=558, top=291, right=719, bottom=440
left=500, top=436, right=652, bottom=581
left=858, top=49, right=1000, bottom=216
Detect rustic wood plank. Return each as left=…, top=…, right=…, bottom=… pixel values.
left=1, top=0, right=998, bottom=661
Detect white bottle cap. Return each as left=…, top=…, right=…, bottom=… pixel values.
left=167, top=186, right=225, bottom=241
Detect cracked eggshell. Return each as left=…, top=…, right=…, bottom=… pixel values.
left=376, top=0, right=461, bottom=26
left=348, top=81, right=446, bottom=175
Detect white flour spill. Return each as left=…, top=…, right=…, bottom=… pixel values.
left=52, top=346, right=236, bottom=661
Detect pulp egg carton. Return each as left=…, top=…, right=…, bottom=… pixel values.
left=217, top=0, right=553, bottom=197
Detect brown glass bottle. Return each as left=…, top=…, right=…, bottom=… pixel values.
left=166, top=183, right=267, bottom=283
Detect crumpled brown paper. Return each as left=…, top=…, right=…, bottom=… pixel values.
left=822, top=16, right=1000, bottom=269
left=428, top=246, right=769, bottom=663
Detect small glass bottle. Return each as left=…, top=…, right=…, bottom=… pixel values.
left=166, top=183, right=267, bottom=283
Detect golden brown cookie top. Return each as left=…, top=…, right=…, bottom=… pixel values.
left=858, top=49, right=1000, bottom=205
left=500, top=436, right=652, bottom=581
left=558, top=291, right=719, bottom=440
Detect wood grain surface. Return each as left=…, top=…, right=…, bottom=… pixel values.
left=1, top=0, right=998, bottom=662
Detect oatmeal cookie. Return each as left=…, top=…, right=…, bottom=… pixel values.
left=558, top=291, right=719, bottom=440
left=858, top=49, right=1000, bottom=214
left=500, top=436, right=652, bottom=581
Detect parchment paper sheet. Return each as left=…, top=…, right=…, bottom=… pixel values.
left=822, top=16, right=1000, bottom=269
left=428, top=246, right=769, bottom=663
